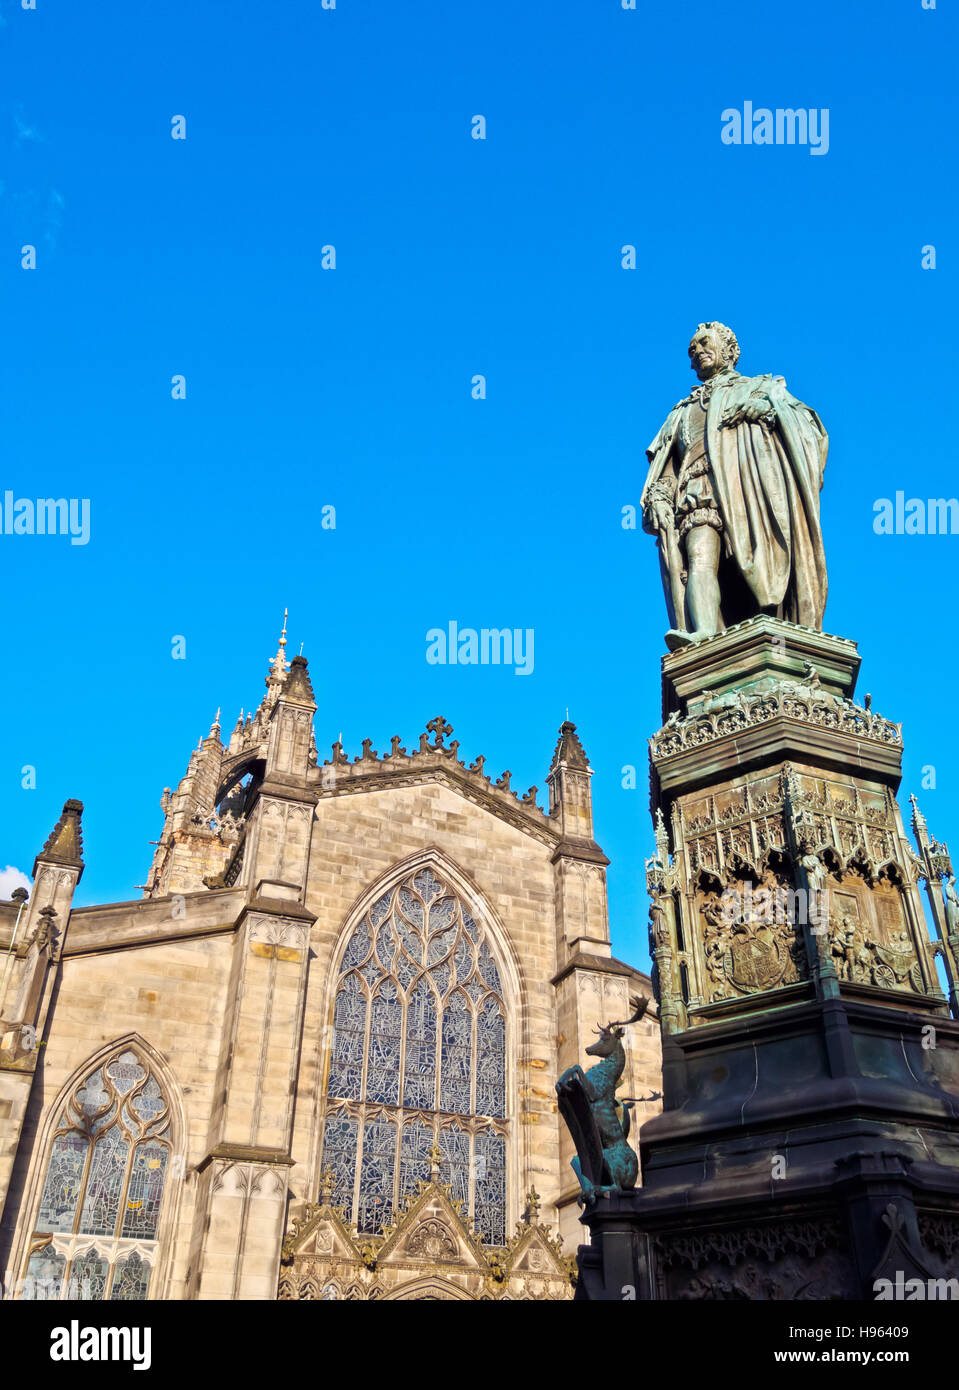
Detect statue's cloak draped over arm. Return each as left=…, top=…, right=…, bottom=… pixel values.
left=705, top=373, right=828, bottom=628
left=641, top=404, right=686, bottom=629
left=641, top=404, right=683, bottom=514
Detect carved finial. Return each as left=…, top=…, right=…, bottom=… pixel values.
left=427, top=1139, right=444, bottom=1180
left=319, top=1165, right=337, bottom=1203
left=910, top=793, right=930, bottom=849
left=654, top=807, right=669, bottom=861
left=881, top=1202, right=904, bottom=1237
left=549, top=720, right=590, bottom=773
left=495, top=770, right=512, bottom=792
left=208, top=708, right=221, bottom=738
left=525, top=1186, right=541, bottom=1224
left=426, top=716, right=453, bottom=750
left=265, top=609, right=290, bottom=699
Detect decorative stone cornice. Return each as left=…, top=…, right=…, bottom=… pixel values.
left=551, top=951, right=652, bottom=989
left=314, top=717, right=557, bottom=846
left=550, top=838, right=610, bottom=867
left=661, top=616, right=861, bottom=712
left=254, top=778, right=319, bottom=806
left=235, top=896, right=317, bottom=926
left=651, top=684, right=901, bottom=763
left=197, top=1143, right=295, bottom=1173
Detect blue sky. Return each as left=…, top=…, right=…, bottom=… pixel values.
left=1, top=0, right=955, bottom=972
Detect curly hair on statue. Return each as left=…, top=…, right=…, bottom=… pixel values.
left=693, top=321, right=740, bottom=366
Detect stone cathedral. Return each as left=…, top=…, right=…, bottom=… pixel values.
left=0, top=620, right=661, bottom=1302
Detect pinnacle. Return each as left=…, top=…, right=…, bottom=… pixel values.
left=549, top=720, right=590, bottom=772
left=35, top=799, right=85, bottom=879
left=282, top=654, right=316, bottom=705
left=265, top=607, right=290, bottom=693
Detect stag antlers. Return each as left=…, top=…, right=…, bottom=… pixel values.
left=594, top=997, right=651, bottom=1039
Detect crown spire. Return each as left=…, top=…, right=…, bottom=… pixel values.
left=264, top=607, right=290, bottom=707
left=271, top=607, right=288, bottom=676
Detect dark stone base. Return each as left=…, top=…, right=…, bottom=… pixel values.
left=575, top=1164, right=959, bottom=1300
left=574, top=995, right=959, bottom=1299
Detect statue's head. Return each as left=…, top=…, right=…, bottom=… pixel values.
left=585, top=1021, right=625, bottom=1059
left=688, top=321, right=740, bottom=380
left=584, top=999, right=650, bottom=1058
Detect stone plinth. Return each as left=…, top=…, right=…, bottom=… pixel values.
left=572, top=618, right=959, bottom=1298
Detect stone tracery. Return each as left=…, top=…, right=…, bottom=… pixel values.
left=20, top=1047, right=172, bottom=1301
left=321, top=867, right=508, bottom=1245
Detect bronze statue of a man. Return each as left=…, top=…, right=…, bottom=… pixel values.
left=641, top=323, right=828, bottom=647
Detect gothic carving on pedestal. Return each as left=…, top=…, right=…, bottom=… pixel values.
left=655, top=1219, right=858, bottom=1300
left=700, top=870, right=807, bottom=1002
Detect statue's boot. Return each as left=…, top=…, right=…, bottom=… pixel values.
left=664, top=627, right=709, bottom=652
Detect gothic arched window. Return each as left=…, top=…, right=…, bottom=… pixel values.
left=322, top=868, right=508, bottom=1244
left=20, top=1048, right=172, bottom=1301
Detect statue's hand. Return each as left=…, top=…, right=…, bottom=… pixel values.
left=649, top=499, right=671, bottom=532
left=723, top=395, right=775, bottom=428
left=642, top=489, right=673, bottom=533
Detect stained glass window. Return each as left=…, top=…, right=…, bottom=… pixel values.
left=111, top=1251, right=150, bottom=1302
left=20, top=1048, right=171, bottom=1301
left=474, top=1130, right=507, bottom=1246
left=37, top=1133, right=88, bottom=1233
left=322, top=866, right=509, bottom=1243
left=358, top=1116, right=396, bottom=1235
left=23, top=1243, right=65, bottom=1300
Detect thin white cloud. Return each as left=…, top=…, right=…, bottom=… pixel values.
left=13, top=105, right=43, bottom=144
left=0, top=866, right=31, bottom=900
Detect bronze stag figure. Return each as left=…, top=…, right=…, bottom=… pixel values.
left=556, top=999, right=658, bottom=1200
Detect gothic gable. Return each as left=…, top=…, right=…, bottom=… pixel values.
left=279, top=1177, right=573, bottom=1301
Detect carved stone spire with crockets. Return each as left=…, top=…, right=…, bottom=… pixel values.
left=546, top=720, right=611, bottom=956
left=547, top=721, right=594, bottom=843
left=34, top=798, right=85, bottom=880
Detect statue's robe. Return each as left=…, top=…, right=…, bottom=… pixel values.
left=642, top=370, right=828, bottom=631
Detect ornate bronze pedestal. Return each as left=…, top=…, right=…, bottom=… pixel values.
left=573, top=616, right=959, bottom=1299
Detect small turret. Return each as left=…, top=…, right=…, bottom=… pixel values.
left=546, top=720, right=611, bottom=957
left=547, top=720, right=595, bottom=843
